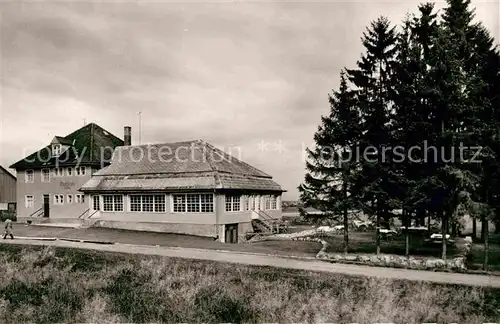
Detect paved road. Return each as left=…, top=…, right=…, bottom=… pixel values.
left=2, top=238, right=500, bottom=288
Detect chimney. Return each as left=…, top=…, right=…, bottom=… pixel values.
left=124, top=126, right=132, bottom=146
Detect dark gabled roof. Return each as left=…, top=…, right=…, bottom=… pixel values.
left=81, top=140, right=284, bottom=192
left=10, top=123, right=124, bottom=170
left=0, top=165, right=16, bottom=180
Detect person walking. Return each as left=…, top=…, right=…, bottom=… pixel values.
left=3, top=219, right=14, bottom=239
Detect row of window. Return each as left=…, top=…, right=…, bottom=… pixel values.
left=173, top=193, right=213, bottom=213
left=226, top=195, right=278, bottom=212
left=92, top=193, right=214, bottom=213
left=24, top=193, right=280, bottom=212
left=52, top=167, right=89, bottom=177
left=131, top=195, right=166, bottom=212
left=103, top=195, right=124, bottom=212
left=25, top=194, right=85, bottom=208
left=91, top=194, right=279, bottom=213
left=25, top=167, right=97, bottom=183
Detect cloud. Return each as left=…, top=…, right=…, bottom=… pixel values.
left=1, top=0, right=498, bottom=199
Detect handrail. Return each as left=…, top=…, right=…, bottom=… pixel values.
left=29, top=207, right=43, bottom=217
left=259, top=210, right=290, bottom=233
left=78, top=208, right=90, bottom=219
left=257, top=210, right=275, bottom=222
left=87, top=210, right=99, bottom=219
left=258, top=210, right=286, bottom=226
left=252, top=218, right=273, bottom=232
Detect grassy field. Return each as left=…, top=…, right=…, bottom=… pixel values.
left=323, top=231, right=459, bottom=258
left=11, top=224, right=322, bottom=257
left=469, top=234, right=500, bottom=272
left=0, top=243, right=499, bottom=323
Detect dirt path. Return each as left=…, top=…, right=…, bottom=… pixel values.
left=2, top=238, right=500, bottom=288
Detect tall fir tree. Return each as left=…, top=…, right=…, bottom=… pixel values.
left=424, top=15, right=475, bottom=260
left=390, top=6, right=439, bottom=255
left=465, top=25, right=500, bottom=268
left=299, top=70, right=361, bottom=253
left=391, top=17, right=417, bottom=256
left=441, top=0, right=500, bottom=266
left=300, top=0, right=500, bottom=265
left=408, top=3, right=441, bottom=229
left=346, top=16, right=398, bottom=254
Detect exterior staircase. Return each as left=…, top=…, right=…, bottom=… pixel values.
left=18, top=207, right=45, bottom=224
left=20, top=208, right=100, bottom=228
left=252, top=218, right=273, bottom=233
left=251, top=210, right=289, bottom=234
left=78, top=208, right=100, bottom=228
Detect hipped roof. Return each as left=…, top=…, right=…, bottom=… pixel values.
left=81, top=140, right=284, bottom=192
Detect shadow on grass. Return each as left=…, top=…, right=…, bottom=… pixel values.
left=469, top=237, right=500, bottom=272
left=0, top=243, right=41, bottom=262
left=54, top=247, right=129, bottom=272
left=324, top=232, right=458, bottom=258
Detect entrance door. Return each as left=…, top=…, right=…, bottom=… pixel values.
left=43, top=194, right=50, bottom=218
left=225, top=224, right=238, bottom=243
left=231, top=225, right=238, bottom=243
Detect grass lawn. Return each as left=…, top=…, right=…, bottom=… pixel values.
left=469, top=234, right=500, bottom=272
left=323, top=231, right=459, bottom=258
left=0, top=243, right=499, bottom=323
left=11, top=224, right=322, bottom=258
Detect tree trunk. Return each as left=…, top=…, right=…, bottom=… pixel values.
left=472, top=217, right=477, bottom=241
left=440, top=120, right=446, bottom=261
left=441, top=210, right=447, bottom=261
left=343, top=213, right=349, bottom=254
left=342, top=174, right=349, bottom=254
left=484, top=218, right=489, bottom=271
left=376, top=201, right=381, bottom=255
left=451, top=221, right=457, bottom=237
left=484, top=189, right=491, bottom=270
left=481, top=213, right=486, bottom=243
left=404, top=209, right=409, bottom=257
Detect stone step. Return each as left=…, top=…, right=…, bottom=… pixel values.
left=44, top=218, right=84, bottom=224
left=32, top=223, right=82, bottom=229
left=17, top=217, right=46, bottom=224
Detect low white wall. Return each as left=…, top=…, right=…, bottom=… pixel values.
left=219, top=211, right=252, bottom=224
left=93, top=220, right=218, bottom=237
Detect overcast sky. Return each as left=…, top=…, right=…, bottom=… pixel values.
left=0, top=0, right=498, bottom=200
